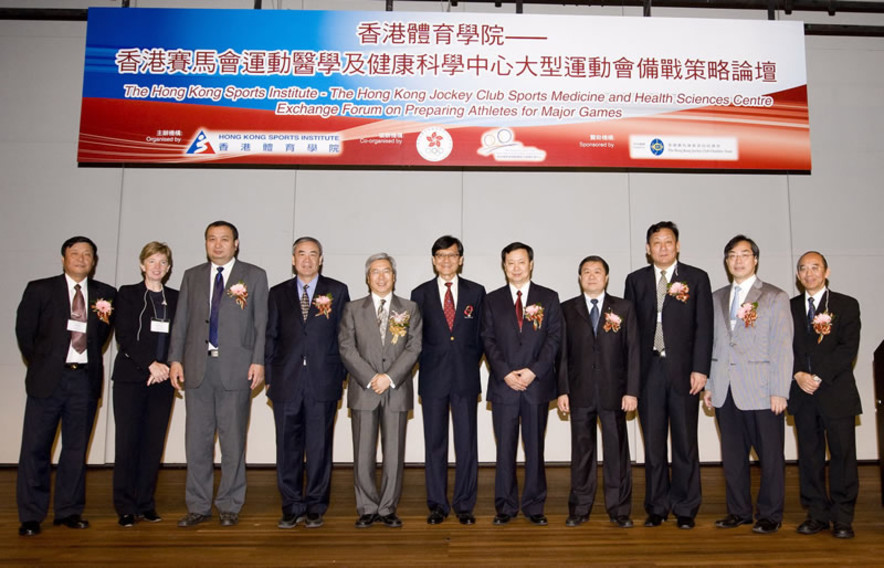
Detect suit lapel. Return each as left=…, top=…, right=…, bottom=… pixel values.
left=284, top=278, right=306, bottom=328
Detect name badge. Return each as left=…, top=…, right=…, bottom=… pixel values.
left=151, top=319, right=170, bottom=334
left=67, top=319, right=87, bottom=333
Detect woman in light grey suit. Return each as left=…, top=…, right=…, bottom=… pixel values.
left=704, top=235, right=793, bottom=535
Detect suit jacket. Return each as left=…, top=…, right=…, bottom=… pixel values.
left=111, top=282, right=179, bottom=383
left=16, top=274, right=116, bottom=399
left=788, top=290, right=862, bottom=419
left=168, top=260, right=268, bottom=390
left=708, top=277, right=793, bottom=410
left=481, top=282, right=562, bottom=405
left=558, top=294, right=640, bottom=410
left=339, top=294, right=422, bottom=412
left=265, top=275, right=350, bottom=403
left=624, top=262, right=713, bottom=394
left=410, top=277, right=485, bottom=399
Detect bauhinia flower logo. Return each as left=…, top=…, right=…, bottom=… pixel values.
left=388, top=310, right=411, bottom=344
left=812, top=311, right=834, bottom=344
left=737, top=302, right=758, bottom=328
left=524, top=303, right=544, bottom=330
left=227, top=281, right=248, bottom=309
left=313, top=293, right=333, bottom=319
left=464, top=305, right=474, bottom=319
left=91, top=298, right=113, bottom=324
left=427, top=131, right=443, bottom=148
left=603, top=311, right=622, bottom=333
left=667, top=281, right=690, bottom=303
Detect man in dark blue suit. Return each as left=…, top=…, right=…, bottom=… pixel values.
left=624, top=221, right=712, bottom=529
left=789, top=251, right=862, bottom=539
left=411, top=236, right=486, bottom=526
left=265, top=237, right=350, bottom=529
left=482, top=242, right=562, bottom=526
left=15, top=236, right=116, bottom=537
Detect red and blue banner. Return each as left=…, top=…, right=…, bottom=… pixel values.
left=78, top=8, right=811, bottom=170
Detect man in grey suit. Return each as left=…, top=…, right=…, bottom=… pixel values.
left=169, top=221, right=269, bottom=528
left=339, top=253, right=422, bottom=528
left=703, top=235, right=792, bottom=534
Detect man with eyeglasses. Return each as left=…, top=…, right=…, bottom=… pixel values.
left=788, top=251, right=861, bottom=539
left=704, top=235, right=792, bottom=534
left=411, top=236, right=486, bottom=526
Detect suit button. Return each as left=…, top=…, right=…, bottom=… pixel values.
left=450, top=336, right=455, bottom=341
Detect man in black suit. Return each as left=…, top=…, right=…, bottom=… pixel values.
left=265, top=237, right=350, bottom=530
left=481, top=242, right=562, bottom=526
left=558, top=255, right=640, bottom=528
left=15, top=236, right=116, bottom=537
left=624, top=221, right=712, bottom=529
left=411, top=235, right=486, bottom=526
left=789, top=251, right=862, bottom=539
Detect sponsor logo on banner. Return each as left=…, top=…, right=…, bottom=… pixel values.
left=477, top=128, right=546, bottom=162
left=186, top=130, right=215, bottom=155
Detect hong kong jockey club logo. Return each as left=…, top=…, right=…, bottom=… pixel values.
left=416, top=127, right=453, bottom=162
left=186, top=130, right=215, bottom=155
left=649, top=138, right=664, bottom=156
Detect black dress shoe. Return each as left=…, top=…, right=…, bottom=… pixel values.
left=676, top=516, right=695, bottom=529
left=305, top=512, right=323, bottom=529
left=138, top=510, right=162, bottom=523
left=752, top=518, right=781, bottom=534
left=118, top=514, right=136, bottom=527
left=833, top=523, right=855, bottom=539
left=527, top=514, right=548, bottom=526
left=178, top=512, right=211, bottom=527
left=355, top=514, right=377, bottom=528
left=565, top=514, right=589, bottom=527
left=644, top=514, right=665, bottom=527
left=456, top=512, right=476, bottom=525
left=715, top=514, right=753, bottom=529
left=492, top=513, right=513, bottom=526
left=611, top=515, right=634, bottom=528
left=381, top=513, right=403, bottom=528
left=18, top=521, right=41, bottom=536
left=427, top=507, right=447, bottom=525
left=796, top=518, right=829, bottom=535
left=278, top=513, right=306, bottom=529
left=219, top=511, right=239, bottom=527
left=53, top=515, right=89, bottom=529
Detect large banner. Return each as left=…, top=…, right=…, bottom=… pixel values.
left=78, top=8, right=811, bottom=170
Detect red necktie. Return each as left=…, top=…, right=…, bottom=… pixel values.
left=443, top=282, right=455, bottom=331
left=515, top=290, right=523, bottom=332
left=71, top=283, right=87, bottom=353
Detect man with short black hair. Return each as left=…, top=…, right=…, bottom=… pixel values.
left=169, top=221, right=269, bottom=528
left=704, top=235, right=792, bottom=534
left=482, top=242, right=562, bottom=527
left=411, top=236, right=485, bottom=526
left=16, top=236, right=116, bottom=537
left=624, top=221, right=712, bottom=530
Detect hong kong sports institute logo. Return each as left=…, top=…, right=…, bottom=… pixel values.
left=416, top=127, right=453, bottom=162
left=185, top=130, right=215, bottom=155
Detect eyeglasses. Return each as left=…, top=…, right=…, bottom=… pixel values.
left=726, top=252, right=755, bottom=261
left=434, top=252, right=461, bottom=260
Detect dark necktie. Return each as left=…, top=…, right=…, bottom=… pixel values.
left=515, top=290, right=523, bottom=332
left=590, top=298, right=599, bottom=336
left=807, top=296, right=816, bottom=332
left=71, top=283, right=87, bottom=353
left=443, top=282, right=455, bottom=331
left=301, top=284, right=310, bottom=321
left=209, top=267, right=223, bottom=346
